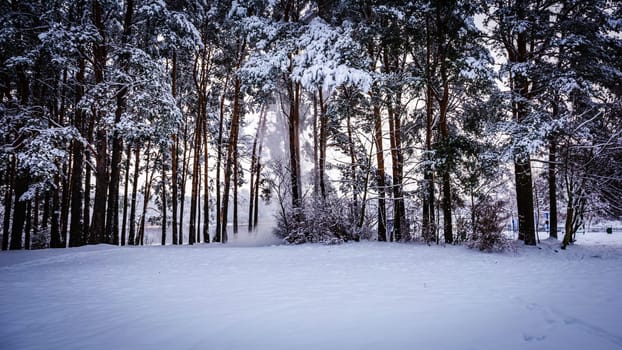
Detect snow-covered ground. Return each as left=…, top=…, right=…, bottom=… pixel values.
left=1, top=232, right=622, bottom=350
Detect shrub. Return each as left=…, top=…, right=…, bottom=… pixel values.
left=274, top=197, right=369, bottom=244
left=466, top=199, right=514, bottom=252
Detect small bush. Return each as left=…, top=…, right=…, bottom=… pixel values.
left=466, top=199, right=514, bottom=253
left=275, top=197, right=368, bottom=244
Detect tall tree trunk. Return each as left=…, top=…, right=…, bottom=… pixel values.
left=24, top=201, right=31, bottom=250
left=128, top=145, right=140, bottom=246
left=188, top=115, right=201, bottom=245
left=33, top=193, right=39, bottom=248
left=121, top=147, right=131, bottom=246
left=288, top=81, right=303, bottom=215
left=60, top=155, right=71, bottom=246
left=202, top=105, right=210, bottom=243
left=178, top=121, right=189, bottom=244
left=50, top=175, right=63, bottom=248
left=233, top=147, right=239, bottom=235
left=10, top=175, right=28, bottom=250
left=373, top=101, right=387, bottom=242
left=318, top=89, right=328, bottom=200
left=509, top=3, right=536, bottom=246
left=138, top=142, right=154, bottom=246
left=439, top=77, right=452, bottom=244
left=161, top=159, right=167, bottom=246
left=2, top=156, right=14, bottom=251
left=548, top=136, right=558, bottom=239
left=220, top=78, right=243, bottom=243
left=106, top=0, right=133, bottom=246
left=312, top=94, right=320, bottom=198
left=214, top=72, right=230, bottom=243
left=514, top=157, right=536, bottom=245
left=422, top=14, right=436, bottom=243
left=89, top=0, right=109, bottom=245
left=171, top=134, right=179, bottom=245
left=69, top=137, right=84, bottom=247
left=346, top=102, right=358, bottom=224
left=358, top=142, right=375, bottom=229
left=253, top=121, right=266, bottom=230
left=248, top=107, right=264, bottom=231
left=82, top=111, right=94, bottom=245
left=171, top=53, right=179, bottom=245
left=69, top=58, right=85, bottom=248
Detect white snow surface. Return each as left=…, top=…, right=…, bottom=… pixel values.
left=1, top=232, right=622, bottom=350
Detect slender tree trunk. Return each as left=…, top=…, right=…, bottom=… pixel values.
left=10, top=175, right=28, bottom=250
left=202, top=107, right=210, bottom=243
left=33, top=193, right=39, bottom=248
left=196, top=158, right=201, bottom=244
left=50, top=175, right=63, bottom=248
left=60, top=155, right=71, bottom=246
left=508, top=5, right=536, bottom=246
left=2, top=157, right=14, bottom=251
left=106, top=0, right=133, bottom=246
left=178, top=121, right=189, bottom=244
left=214, top=73, right=230, bottom=243
left=24, top=201, right=31, bottom=250
left=346, top=104, right=358, bottom=223
left=82, top=112, right=94, bottom=245
left=161, top=160, right=167, bottom=246
left=89, top=0, right=109, bottom=245
left=128, top=145, right=140, bottom=246
left=69, top=59, right=85, bottom=248
left=171, top=134, right=179, bottom=245
left=138, top=142, right=154, bottom=246
left=439, top=79, right=452, bottom=244
left=171, top=53, right=179, bottom=245
left=422, top=14, right=436, bottom=243
left=548, top=136, right=558, bottom=239
left=358, top=141, right=374, bottom=229
left=312, top=94, right=320, bottom=198
left=221, top=78, right=243, bottom=243
left=188, top=116, right=201, bottom=245
left=121, top=147, right=131, bottom=246
left=233, top=146, right=239, bottom=235
left=249, top=107, right=267, bottom=231
left=69, top=137, right=84, bottom=247
left=318, top=89, right=328, bottom=200
left=373, top=101, right=387, bottom=242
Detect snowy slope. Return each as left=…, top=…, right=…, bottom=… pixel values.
left=1, top=233, right=621, bottom=350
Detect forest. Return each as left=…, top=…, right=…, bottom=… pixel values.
left=1, top=0, right=621, bottom=251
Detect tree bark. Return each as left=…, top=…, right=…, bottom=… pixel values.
left=373, top=101, right=387, bottom=242
left=548, top=136, right=558, bottom=239
left=202, top=104, right=210, bottom=243
left=2, top=156, right=14, bottom=251
left=128, top=145, right=140, bottom=245
left=9, top=175, right=28, bottom=250
left=121, top=147, right=131, bottom=246
left=69, top=58, right=85, bottom=248
left=161, top=159, right=167, bottom=245
left=50, top=175, right=63, bottom=248
left=171, top=53, right=179, bottom=245
left=89, top=0, right=109, bottom=245
left=220, top=78, right=243, bottom=243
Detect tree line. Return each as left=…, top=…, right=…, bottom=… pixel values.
left=1, top=0, right=621, bottom=250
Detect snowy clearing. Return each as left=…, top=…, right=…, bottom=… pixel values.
left=1, top=232, right=622, bottom=350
